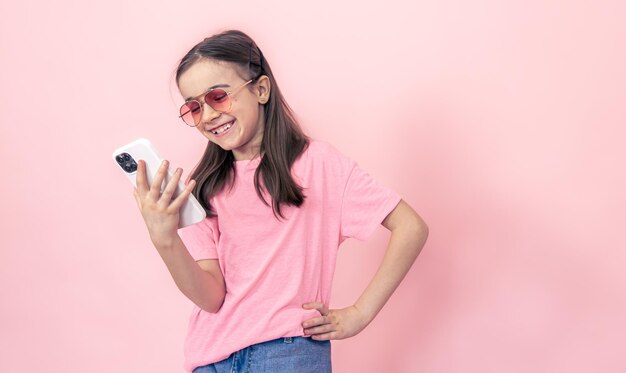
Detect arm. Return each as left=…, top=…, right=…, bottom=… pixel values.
left=302, top=199, right=428, bottom=339
left=153, top=237, right=226, bottom=314
left=134, top=159, right=226, bottom=313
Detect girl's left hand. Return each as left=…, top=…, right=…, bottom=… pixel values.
left=301, top=302, right=370, bottom=341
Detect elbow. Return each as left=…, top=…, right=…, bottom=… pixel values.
left=407, top=209, right=428, bottom=238
left=199, top=292, right=225, bottom=314
left=194, top=279, right=226, bottom=314
left=418, top=220, right=429, bottom=243
left=204, top=271, right=227, bottom=313
left=418, top=221, right=429, bottom=240
left=385, top=200, right=428, bottom=242
left=406, top=212, right=429, bottom=249
left=203, top=303, right=224, bottom=314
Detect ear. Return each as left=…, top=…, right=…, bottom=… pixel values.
left=254, top=75, right=271, bottom=104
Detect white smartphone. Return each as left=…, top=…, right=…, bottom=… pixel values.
left=112, top=138, right=206, bottom=228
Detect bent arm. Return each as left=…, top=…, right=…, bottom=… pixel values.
left=353, top=199, right=429, bottom=324
left=153, top=235, right=226, bottom=313
left=132, top=160, right=225, bottom=313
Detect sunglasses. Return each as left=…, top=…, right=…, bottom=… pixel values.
left=179, top=79, right=254, bottom=127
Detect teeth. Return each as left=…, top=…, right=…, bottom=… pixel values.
left=211, top=121, right=233, bottom=135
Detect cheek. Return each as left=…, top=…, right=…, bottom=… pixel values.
left=235, top=107, right=260, bottom=131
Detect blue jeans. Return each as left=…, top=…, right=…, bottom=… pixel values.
left=192, top=336, right=331, bottom=373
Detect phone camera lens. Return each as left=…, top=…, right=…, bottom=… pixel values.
left=130, top=163, right=137, bottom=172
left=115, top=154, right=125, bottom=164
left=123, top=153, right=131, bottom=161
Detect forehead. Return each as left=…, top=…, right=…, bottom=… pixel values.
left=177, top=59, right=243, bottom=99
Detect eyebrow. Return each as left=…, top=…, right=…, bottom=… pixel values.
left=185, top=84, right=231, bottom=101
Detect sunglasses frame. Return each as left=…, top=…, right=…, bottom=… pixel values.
left=179, top=79, right=254, bottom=127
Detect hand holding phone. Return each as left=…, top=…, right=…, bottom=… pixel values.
left=113, top=139, right=206, bottom=235
left=133, top=159, right=195, bottom=243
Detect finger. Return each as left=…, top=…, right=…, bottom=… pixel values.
left=302, top=302, right=324, bottom=310
left=311, top=331, right=338, bottom=341
left=135, top=160, right=149, bottom=195
left=148, top=160, right=169, bottom=200
left=169, top=179, right=196, bottom=212
left=304, top=323, right=335, bottom=336
left=303, top=302, right=329, bottom=316
left=158, top=167, right=182, bottom=206
left=133, top=188, right=142, bottom=209
left=302, top=316, right=329, bottom=329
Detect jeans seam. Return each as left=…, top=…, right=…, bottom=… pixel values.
left=246, top=346, right=254, bottom=373
left=229, top=351, right=237, bottom=373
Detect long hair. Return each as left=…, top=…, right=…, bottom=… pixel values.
left=175, top=30, right=309, bottom=219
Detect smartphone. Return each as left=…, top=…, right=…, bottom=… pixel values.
left=112, top=138, right=206, bottom=228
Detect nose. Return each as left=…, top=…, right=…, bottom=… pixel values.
left=200, top=101, right=221, bottom=124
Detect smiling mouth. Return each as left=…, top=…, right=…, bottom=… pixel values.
left=210, top=120, right=234, bottom=135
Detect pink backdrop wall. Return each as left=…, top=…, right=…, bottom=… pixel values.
left=1, top=1, right=625, bottom=372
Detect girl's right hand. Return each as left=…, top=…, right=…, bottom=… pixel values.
left=132, top=159, right=196, bottom=247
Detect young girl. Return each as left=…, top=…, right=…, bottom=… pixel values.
left=133, top=30, right=428, bottom=373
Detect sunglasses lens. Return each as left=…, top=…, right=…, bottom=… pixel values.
left=205, top=89, right=230, bottom=112
left=180, top=101, right=201, bottom=126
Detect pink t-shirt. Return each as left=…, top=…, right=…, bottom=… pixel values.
left=178, top=140, right=401, bottom=372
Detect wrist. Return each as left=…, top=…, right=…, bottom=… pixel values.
left=352, top=302, right=378, bottom=326
left=150, top=231, right=180, bottom=251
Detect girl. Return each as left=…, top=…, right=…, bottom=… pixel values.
left=133, top=30, right=428, bottom=373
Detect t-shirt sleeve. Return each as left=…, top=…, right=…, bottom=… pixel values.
left=178, top=217, right=220, bottom=261
left=340, top=159, right=402, bottom=242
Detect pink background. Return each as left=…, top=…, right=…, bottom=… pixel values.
left=1, top=1, right=625, bottom=372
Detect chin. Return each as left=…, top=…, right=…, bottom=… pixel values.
left=209, top=137, right=242, bottom=153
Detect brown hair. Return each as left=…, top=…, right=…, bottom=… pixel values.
left=175, top=30, right=309, bottom=219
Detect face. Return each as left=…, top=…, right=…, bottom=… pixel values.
left=177, top=59, right=270, bottom=161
